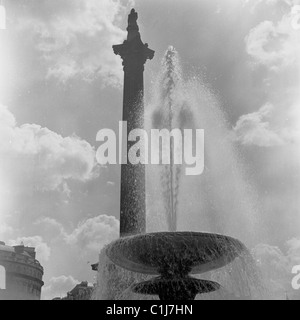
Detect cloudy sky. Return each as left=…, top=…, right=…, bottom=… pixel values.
left=0, top=0, right=299, bottom=299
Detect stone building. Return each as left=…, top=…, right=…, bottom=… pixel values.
left=0, top=241, right=44, bottom=300
left=53, top=281, right=94, bottom=300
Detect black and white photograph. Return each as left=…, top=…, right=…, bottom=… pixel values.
left=0, top=0, right=300, bottom=303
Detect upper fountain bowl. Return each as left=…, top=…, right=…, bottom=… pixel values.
left=106, top=232, right=246, bottom=276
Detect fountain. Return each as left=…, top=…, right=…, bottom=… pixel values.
left=106, top=232, right=246, bottom=300
left=95, top=9, right=258, bottom=301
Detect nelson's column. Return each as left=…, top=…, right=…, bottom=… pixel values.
left=113, top=9, right=154, bottom=237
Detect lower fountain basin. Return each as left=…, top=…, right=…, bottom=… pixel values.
left=106, top=232, right=246, bottom=276
left=133, top=277, right=221, bottom=300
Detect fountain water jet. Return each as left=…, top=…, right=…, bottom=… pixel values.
left=148, top=46, right=189, bottom=232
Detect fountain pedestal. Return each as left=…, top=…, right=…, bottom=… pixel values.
left=106, top=232, right=246, bottom=300
left=133, top=277, right=220, bottom=300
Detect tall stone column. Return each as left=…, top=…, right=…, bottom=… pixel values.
left=113, top=9, right=154, bottom=237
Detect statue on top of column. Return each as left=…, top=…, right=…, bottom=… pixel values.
left=127, top=9, right=139, bottom=31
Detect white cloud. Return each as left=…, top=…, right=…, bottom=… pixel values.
left=245, top=0, right=292, bottom=14
left=238, top=3, right=300, bottom=147
left=42, top=275, right=79, bottom=300
left=0, top=105, right=99, bottom=192
left=34, top=217, right=66, bottom=239
left=245, top=4, right=300, bottom=71
left=65, top=215, right=119, bottom=252
left=233, top=104, right=285, bottom=147
left=8, top=236, right=51, bottom=262
left=12, top=0, right=134, bottom=86
left=34, top=214, right=119, bottom=256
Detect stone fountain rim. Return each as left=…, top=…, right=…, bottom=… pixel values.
left=105, top=231, right=246, bottom=276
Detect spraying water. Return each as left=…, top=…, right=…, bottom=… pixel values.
left=148, top=47, right=184, bottom=231
left=146, top=46, right=197, bottom=232
left=146, top=47, right=259, bottom=245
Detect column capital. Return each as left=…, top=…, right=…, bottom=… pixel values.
left=113, top=9, right=154, bottom=70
